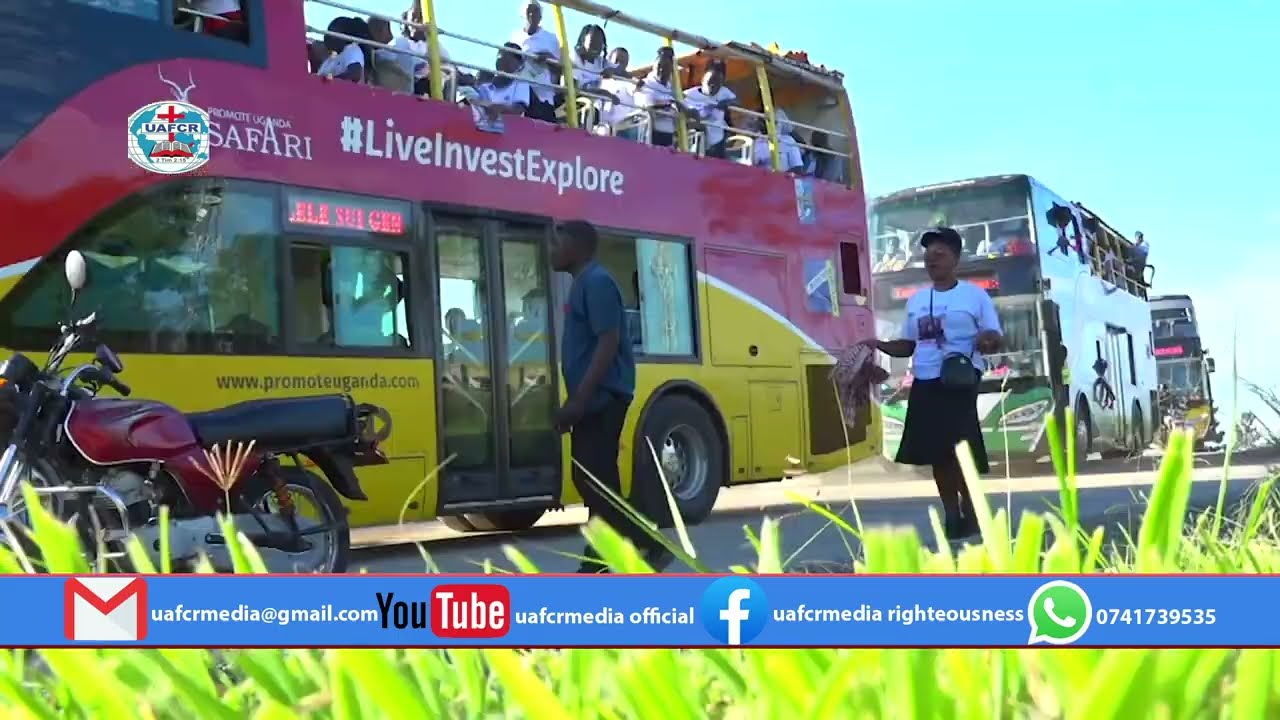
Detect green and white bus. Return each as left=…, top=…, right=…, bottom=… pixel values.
left=870, top=175, right=1157, bottom=463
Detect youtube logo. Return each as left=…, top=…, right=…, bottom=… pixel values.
left=431, top=584, right=511, bottom=638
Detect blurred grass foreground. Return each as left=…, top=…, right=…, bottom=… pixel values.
left=1, top=416, right=1280, bottom=719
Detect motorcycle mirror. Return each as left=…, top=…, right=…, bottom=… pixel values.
left=64, top=251, right=87, bottom=291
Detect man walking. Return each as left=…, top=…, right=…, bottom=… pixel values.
left=551, top=220, right=670, bottom=573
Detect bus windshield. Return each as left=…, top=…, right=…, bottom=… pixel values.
left=872, top=182, right=1033, bottom=272
left=1153, top=318, right=1197, bottom=340
left=1159, top=359, right=1206, bottom=398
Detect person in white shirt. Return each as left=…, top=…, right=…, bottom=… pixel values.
left=863, top=227, right=1004, bottom=541
left=316, top=17, right=366, bottom=84
left=572, top=24, right=609, bottom=92
left=595, top=48, right=644, bottom=140
left=403, top=2, right=460, bottom=97
left=465, top=44, right=532, bottom=124
left=635, top=46, right=684, bottom=147
left=510, top=0, right=562, bottom=123
left=682, top=61, right=737, bottom=158
left=752, top=109, right=804, bottom=172
left=367, top=17, right=415, bottom=93
left=565, top=24, right=609, bottom=128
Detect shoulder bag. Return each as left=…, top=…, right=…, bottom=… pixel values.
left=931, top=289, right=982, bottom=390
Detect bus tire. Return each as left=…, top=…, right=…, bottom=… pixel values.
left=1073, top=397, right=1093, bottom=464
left=631, top=394, right=724, bottom=527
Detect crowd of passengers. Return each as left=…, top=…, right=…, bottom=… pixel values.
left=175, top=0, right=847, bottom=182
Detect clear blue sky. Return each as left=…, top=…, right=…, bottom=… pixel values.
left=309, top=0, right=1278, bottom=424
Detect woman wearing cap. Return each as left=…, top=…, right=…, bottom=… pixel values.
left=863, top=227, right=1003, bottom=540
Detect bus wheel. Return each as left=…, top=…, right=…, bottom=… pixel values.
left=441, top=509, right=547, bottom=533
left=632, top=395, right=724, bottom=527
left=1073, top=398, right=1092, bottom=464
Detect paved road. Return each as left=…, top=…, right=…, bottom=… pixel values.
left=350, top=449, right=1279, bottom=574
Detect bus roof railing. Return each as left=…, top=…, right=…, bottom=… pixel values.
left=301, top=0, right=854, bottom=178
left=549, top=0, right=846, bottom=91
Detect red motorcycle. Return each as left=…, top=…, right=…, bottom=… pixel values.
left=0, top=251, right=391, bottom=573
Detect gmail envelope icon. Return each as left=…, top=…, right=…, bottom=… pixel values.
left=64, top=576, right=148, bottom=642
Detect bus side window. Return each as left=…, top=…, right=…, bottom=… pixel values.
left=594, top=234, right=696, bottom=357
left=289, top=243, right=412, bottom=350
left=0, top=179, right=281, bottom=356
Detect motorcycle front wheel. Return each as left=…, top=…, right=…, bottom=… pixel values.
left=239, top=467, right=351, bottom=574
left=0, top=454, right=70, bottom=565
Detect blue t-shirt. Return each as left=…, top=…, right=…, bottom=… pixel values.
left=561, top=262, right=635, bottom=413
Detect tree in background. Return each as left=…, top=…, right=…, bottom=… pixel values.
left=1240, top=380, right=1280, bottom=449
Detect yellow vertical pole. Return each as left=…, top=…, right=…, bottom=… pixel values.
left=552, top=4, right=579, bottom=129
left=755, top=64, right=780, bottom=171
left=837, top=91, right=859, bottom=189
left=665, top=37, right=688, bottom=152
left=419, top=0, right=444, bottom=100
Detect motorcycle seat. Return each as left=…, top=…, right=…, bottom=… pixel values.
left=187, top=395, right=356, bottom=452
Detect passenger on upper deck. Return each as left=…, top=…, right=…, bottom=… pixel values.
left=572, top=25, right=609, bottom=92
left=752, top=109, right=804, bottom=173
left=635, top=47, right=685, bottom=147
left=1128, top=231, right=1149, bottom=282
left=368, top=17, right=417, bottom=93
left=510, top=0, right=562, bottom=123
left=596, top=48, right=643, bottom=140
left=316, top=17, right=368, bottom=84
left=403, top=2, right=459, bottom=96
left=465, top=44, right=533, bottom=124
left=683, top=61, right=737, bottom=159
left=804, top=132, right=846, bottom=184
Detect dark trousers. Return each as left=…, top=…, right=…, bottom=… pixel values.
left=570, top=396, right=666, bottom=568
left=526, top=96, right=558, bottom=123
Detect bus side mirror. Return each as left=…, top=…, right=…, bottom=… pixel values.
left=1206, top=358, right=1216, bottom=373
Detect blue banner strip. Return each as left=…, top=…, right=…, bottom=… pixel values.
left=15, top=574, right=1256, bottom=648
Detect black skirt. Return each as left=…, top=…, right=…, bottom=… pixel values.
left=894, top=379, right=990, bottom=474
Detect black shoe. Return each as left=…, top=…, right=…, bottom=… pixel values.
left=576, top=561, right=611, bottom=574
left=960, top=513, right=981, bottom=538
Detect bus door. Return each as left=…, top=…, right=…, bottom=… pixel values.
left=1040, top=298, right=1068, bottom=429
left=1100, top=325, right=1131, bottom=446
left=431, top=213, right=562, bottom=512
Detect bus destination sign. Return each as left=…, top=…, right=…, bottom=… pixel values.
left=285, top=190, right=408, bottom=235
left=1154, top=337, right=1201, bottom=359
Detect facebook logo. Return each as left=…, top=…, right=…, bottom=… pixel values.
left=700, top=576, right=768, bottom=645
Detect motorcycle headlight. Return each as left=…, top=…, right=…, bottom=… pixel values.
left=998, top=399, right=1051, bottom=429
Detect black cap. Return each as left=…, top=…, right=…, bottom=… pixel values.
left=920, top=226, right=963, bottom=255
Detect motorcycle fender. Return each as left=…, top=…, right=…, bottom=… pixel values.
left=302, top=448, right=368, bottom=501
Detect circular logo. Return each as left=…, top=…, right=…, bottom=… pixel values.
left=1027, top=580, right=1093, bottom=645
left=700, top=576, right=769, bottom=646
left=127, top=101, right=211, bottom=175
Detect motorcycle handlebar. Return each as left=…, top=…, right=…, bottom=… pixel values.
left=104, top=372, right=131, bottom=397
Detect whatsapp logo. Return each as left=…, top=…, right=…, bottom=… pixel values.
left=1027, top=580, right=1093, bottom=645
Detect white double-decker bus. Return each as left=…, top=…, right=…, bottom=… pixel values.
left=871, top=174, right=1158, bottom=463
